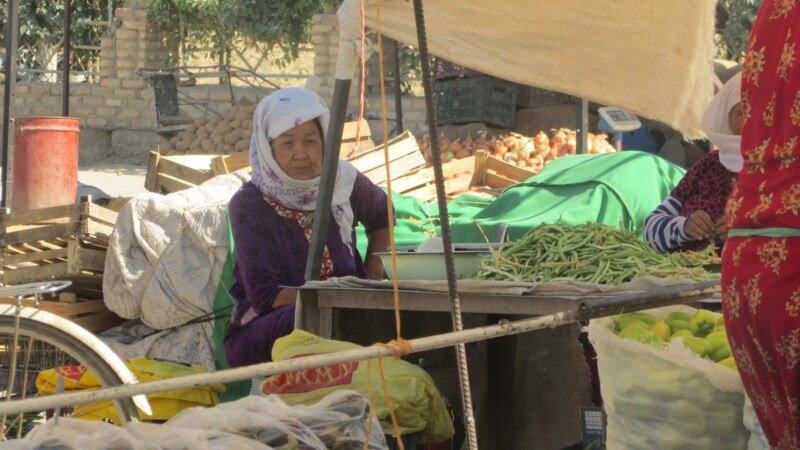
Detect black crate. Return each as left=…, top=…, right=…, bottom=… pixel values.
left=435, top=76, right=517, bottom=129
left=517, top=85, right=575, bottom=108
left=434, top=58, right=482, bottom=80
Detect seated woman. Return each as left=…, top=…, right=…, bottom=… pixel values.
left=224, top=88, right=391, bottom=368
left=644, top=72, right=743, bottom=253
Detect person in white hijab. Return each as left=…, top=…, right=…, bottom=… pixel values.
left=643, top=73, right=742, bottom=253
left=223, top=87, right=391, bottom=368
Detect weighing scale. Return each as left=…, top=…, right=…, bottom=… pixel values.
left=598, top=106, right=642, bottom=151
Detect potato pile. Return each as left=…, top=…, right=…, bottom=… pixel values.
left=418, top=129, right=617, bottom=173
left=159, top=104, right=256, bottom=155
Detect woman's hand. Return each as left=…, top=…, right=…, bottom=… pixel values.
left=685, top=210, right=715, bottom=240
left=365, top=228, right=391, bottom=280
left=715, top=216, right=730, bottom=243
left=271, top=287, right=298, bottom=309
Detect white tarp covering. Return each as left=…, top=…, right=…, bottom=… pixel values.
left=337, top=0, right=717, bottom=138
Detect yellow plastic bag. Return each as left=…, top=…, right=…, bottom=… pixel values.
left=259, top=330, right=454, bottom=444
left=36, top=357, right=225, bottom=424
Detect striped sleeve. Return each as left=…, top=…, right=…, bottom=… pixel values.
left=643, top=196, right=692, bottom=253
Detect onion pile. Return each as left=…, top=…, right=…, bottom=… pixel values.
left=158, top=104, right=257, bottom=155
left=418, top=129, right=617, bottom=173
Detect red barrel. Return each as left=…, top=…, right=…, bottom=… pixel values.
left=11, top=117, right=80, bottom=213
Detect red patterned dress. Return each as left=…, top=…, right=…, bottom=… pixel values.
left=721, top=1, right=800, bottom=448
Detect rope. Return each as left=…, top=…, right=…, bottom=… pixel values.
left=411, top=0, right=478, bottom=448
left=359, top=1, right=411, bottom=447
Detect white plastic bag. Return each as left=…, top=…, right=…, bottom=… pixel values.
left=743, top=394, right=770, bottom=450
left=588, top=305, right=749, bottom=449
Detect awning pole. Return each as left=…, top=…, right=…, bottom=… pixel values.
left=1, top=0, right=19, bottom=209
left=304, top=79, right=351, bottom=281
left=576, top=98, right=589, bottom=154
left=391, top=39, right=403, bottom=135
left=62, top=0, right=72, bottom=116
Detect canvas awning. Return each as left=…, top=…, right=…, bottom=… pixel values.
left=336, top=0, right=717, bottom=139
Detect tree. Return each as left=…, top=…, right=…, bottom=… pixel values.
left=716, top=0, right=763, bottom=61
left=144, top=0, right=332, bottom=69
left=0, top=0, right=123, bottom=81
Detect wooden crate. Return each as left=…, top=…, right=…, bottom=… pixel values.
left=391, top=155, right=476, bottom=200
left=0, top=201, right=117, bottom=292
left=0, top=292, right=124, bottom=334
left=471, top=149, right=537, bottom=189
left=150, top=120, right=375, bottom=193
left=144, top=152, right=218, bottom=194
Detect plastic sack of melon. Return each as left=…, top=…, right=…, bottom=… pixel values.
left=588, top=304, right=749, bottom=449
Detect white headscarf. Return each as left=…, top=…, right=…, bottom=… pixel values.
left=249, top=87, right=358, bottom=254
left=701, top=71, right=742, bottom=172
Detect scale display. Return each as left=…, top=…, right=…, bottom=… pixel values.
left=598, top=107, right=641, bottom=132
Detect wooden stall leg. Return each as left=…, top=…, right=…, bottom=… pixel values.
left=487, top=313, right=517, bottom=449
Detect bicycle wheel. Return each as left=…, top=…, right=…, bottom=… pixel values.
left=0, top=306, right=140, bottom=438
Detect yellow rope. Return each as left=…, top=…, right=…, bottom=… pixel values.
left=358, top=0, right=414, bottom=447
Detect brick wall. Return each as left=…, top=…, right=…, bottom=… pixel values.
left=0, top=0, right=268, bottom=164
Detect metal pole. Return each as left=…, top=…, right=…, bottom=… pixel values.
left=411, top=0, right=478, bottom=448
left=63, top=0, right=72, bottom=116
left=576, top=97, right=589, bottom=154
left=304, top=78, right=351, bottom=281
left=391, top=39, right=404, bottom=135
left=1, top=0, right=19, bottom=209
left=0, top=281, right=721, bottom=417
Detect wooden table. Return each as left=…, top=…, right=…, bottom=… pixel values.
left=296, top=286, right=594, bottom=449
left=296, top=286, right=586, bottom=339
left=295, top=281, right=721, bottom=449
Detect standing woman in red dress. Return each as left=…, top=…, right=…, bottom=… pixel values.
left=721, top=1, right=800, bottom=447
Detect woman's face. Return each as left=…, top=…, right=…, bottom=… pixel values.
left=728, top=103, right=744, bottom=135
left=271, top=120, right=323, bottom=180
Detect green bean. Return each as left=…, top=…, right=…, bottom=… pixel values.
left=472, top=222, right=720, bottom=285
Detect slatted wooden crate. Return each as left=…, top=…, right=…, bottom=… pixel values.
left=0, top=201, right=117, bottom=295
left=0, top=292, right=124, bottom=334
left=147, top=120, right=375, bottom=194
left=144, top=152, right=218, bottom=194
left=471, top=149, right=537, bottom=189
left=392, top=155, right=477, bottom=200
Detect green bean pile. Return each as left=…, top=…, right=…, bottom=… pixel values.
left=472, top=223, right=720, bottom=285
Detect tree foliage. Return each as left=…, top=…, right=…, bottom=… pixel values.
left=0, top=0, right=123, bottom=79
left=144, top=0, right=331, bottom=68
left=716, top=0, right=763, bottom=61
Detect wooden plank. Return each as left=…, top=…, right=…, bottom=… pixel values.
left=156, top=156, right=213, bottom=186
left=86, top=221, right=114, bottom=238
left=341, top=119, right=371, bottom=143
left=2, top=262, right=70, bottom=284
left=2, top=247, right=68, bottom=265
left=348, top=131, right=419, bottom=173
left=485, top=172, right=518, bottom=189
left=158, top=173, right=197, bottom=194
left=340, top=138, right=376, bottom=159
left=145, top=151, right=162, bottom=192
left=78, top=248, right=107, bottom=272
left=59, top=292, right=77, bottom=303
left=473, top=149, right=490, bottom=186
left=364, top=152, right=427, bottom=186
left=1, top=222, right=82, bottom=247
left=486, top=156, right=536, bottom=182
left=403, top=173, right=474, bottom=201
left=210, top=154, right=229, bottom=176
left=67, top=240, right=80, bottom=275
left=0, top=203, right=84, bottom=228
left=87, top=203, right=119, bottom=227
left=389, top=155, right=476, bottom=194
left=215, top=151, right=250, bottom=175
left=71, top=310, right=124, bottom=333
